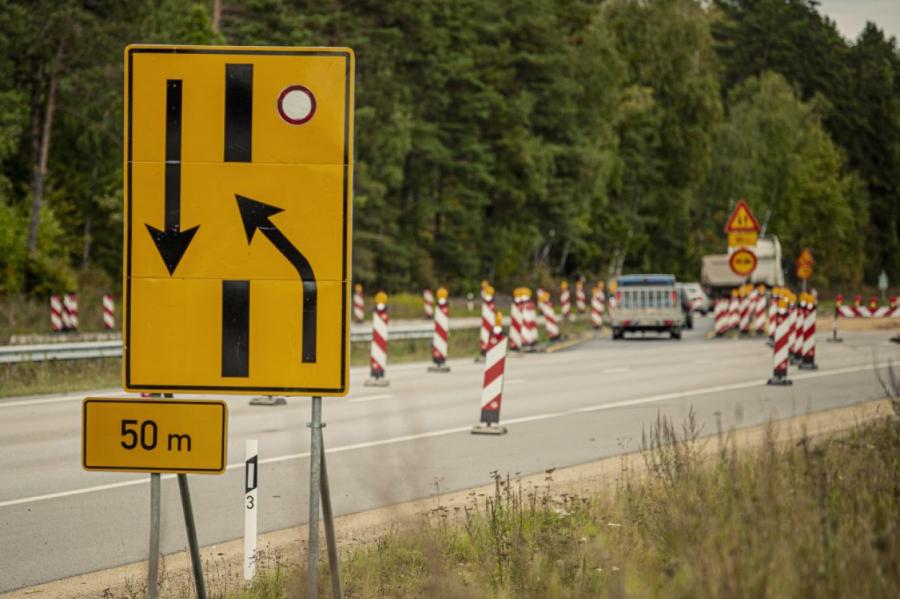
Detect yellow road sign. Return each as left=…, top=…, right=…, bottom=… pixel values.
left=729, top=248, right=758, bottom=277
left=124, top=45, right=355, bottom=395
left=727, top=231, right=758, bottom=248
left=796, top=248, right=814, bottom=268
left=724, top=199, right=761, bottom=233
left=83, top=398, right=228, bottom=474
left=797, top=264, right=813, bottom=280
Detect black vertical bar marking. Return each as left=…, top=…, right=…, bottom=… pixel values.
left=225, top=64, right=253, bottom=162
left=165, top=80, right=182, bottom=231
left=245, top=456, right=258, bottom=493
left=222, top=280, right=250, bottom=377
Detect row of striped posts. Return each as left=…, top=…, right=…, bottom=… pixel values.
left=49, top=294, right=116, bottom=332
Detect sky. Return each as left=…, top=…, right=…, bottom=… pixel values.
left=816, top=0, right=900, bottom=42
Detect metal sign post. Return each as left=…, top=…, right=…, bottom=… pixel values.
left=148, top=472, right=161, bottom=599
left=306, top=396, right=342, bottom=599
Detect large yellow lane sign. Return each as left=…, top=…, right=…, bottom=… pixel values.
left=124, top=46, right=355, bottom=395
left=83, top=398, right=228, bottom=474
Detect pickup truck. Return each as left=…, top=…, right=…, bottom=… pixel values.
left=611, top=274, right=683, bottom=340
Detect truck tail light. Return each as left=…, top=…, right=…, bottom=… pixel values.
left=621, top=320, right=630, bottom=326
left=663, top=320, right=674, bottom=326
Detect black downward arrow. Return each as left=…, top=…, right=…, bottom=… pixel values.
left=146, top=79, right=198, bottom=275
left=235, top=194, right=317, bottom=363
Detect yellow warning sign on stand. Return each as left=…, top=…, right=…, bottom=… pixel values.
left=83, top=398, right=228, bottom=474
left=724, top=199, right=761, bottom=235
left=124, top=45, right=355, bottom=396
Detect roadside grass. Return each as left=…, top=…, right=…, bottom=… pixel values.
left=1, top=319, right=597, bottom=397
left=201, top=413, right=899, bottom=599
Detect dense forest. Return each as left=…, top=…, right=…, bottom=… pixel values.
left=0, top=0, right=897, bottom=295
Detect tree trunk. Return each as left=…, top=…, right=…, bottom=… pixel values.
left=26, top=39, right=65, bottom=258
left=211, top=0, right=222, bottom=33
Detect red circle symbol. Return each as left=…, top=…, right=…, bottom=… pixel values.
left=729, top=249, right=758, bottom=277
left=277, top=85, right=316, bottom=125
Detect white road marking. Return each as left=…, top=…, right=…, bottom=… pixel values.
left=349, top=394, right=393, bottom=403
left=0, top=390, right=124, bottom=409
left=0, top=362, right=887, bottom=509
left=602, top=367, right=630, bottom=374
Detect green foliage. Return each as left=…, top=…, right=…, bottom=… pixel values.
left=0, top=0, right=894, bottom=299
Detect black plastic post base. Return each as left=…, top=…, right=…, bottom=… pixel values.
left=798, top=362, right=818, bottom=370
left=767, top=377, right=793, bottom=386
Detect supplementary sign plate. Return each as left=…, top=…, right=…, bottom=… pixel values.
left=83, top=397, right=228, bottom=474
left=729, top=248, right=758, bottom=277
left=727, top=231, right=758, bottom=248
left=124, top=45, right=355, bottom=395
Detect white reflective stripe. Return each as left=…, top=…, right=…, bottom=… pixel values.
left=481, top=379, right=504, bottom=408
left=873, top=307, right=889, bottom=318
left=433, top=335, right=448, bottom=356
left=484, top=337, right=507, bottom=368
left=373, top=314, right=388, bottom=339
left=371, top=344, right=387, bottom=368
left=435, top=308, right=449, bottom=329
left=838, top=306, right=854, bottom=318
left=102, top=296, right=114, bottom=310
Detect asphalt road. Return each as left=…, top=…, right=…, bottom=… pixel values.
left=0, top=317, right=897, bottom=592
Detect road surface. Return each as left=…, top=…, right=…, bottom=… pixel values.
left=0, top=317, right=896, bottom=592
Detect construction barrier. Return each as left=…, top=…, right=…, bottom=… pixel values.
left=365, top=292, right=389, bottom=386
left=713, top=298, right=729, bottom=336
left=590, top=285, right=603, bottom=330
left=538, top=290, right=561, bottom=342
left=835, top=294, right=899, bottom=318
left=428, top=287, right=451, bottom=372
left=522, top=289, right=538, bottom=350
left=509, top=288, right=526, bottom=351
left=790, top=293, right=804, bottom=365
left=63, top=293, right=79, bottom=332
left=767, top=287, right=780, bottom=342
left=353, top=284, right=365, bottom=323
left=799, top=292, right=818, bottom=370
left=50, top=295, right=63, bottom=333
left=752, top=284, right=767, bottom=335
left=423, top=288, right=434, bottom=320
left=560, top=281, right=572, bottom=322
left=739, top=284, right=752, bottom=335
left=727, top=288, right=740, bottom=332
left=472, top=312, right=508, bottom=435
left=479, top=285, right=496, bottom=357
left=575, top=280, right=587, bottom=315
left=767, top=297, right=792, bottom=386
left=102, top=295, right=115, bottom=330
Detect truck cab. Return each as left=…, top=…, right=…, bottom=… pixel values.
left=611, top=274, right=683, bottom=340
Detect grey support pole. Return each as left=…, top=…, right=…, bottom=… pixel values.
left=177, top=474, right=208, bottom=599
left=307, top=396, right=323, bottom=598
left=320, top=441, right=343, bottom=599
left=148, top=473, right=161, bottom=599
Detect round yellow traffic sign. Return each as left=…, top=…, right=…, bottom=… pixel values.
left=797, top=264, right=813, bottom=280
left=729, top=248, right=758, bottom=277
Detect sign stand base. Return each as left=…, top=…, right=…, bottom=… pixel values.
left=307, top=396, right=343, bottom=599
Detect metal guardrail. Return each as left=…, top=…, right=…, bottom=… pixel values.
left=0, top=319, right=486, bottom=363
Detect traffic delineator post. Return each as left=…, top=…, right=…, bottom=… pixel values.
left=828, top=294, right=844, bottom=343
left=752, top=284, right=767, bottom=335
left=575, top=279, right=587, bottom=316
left=767, top=297, right=793, bottom=386
left=509, top=288, right=526, bottom=352
left=103, top=294, right=116, bottom=330
left=713, top=297, right=729, bottom=336
left=472, top=311, right=508, bottom=435
left=50, top=294, right=63, bottom=333
left=560, top=281, right=572, bottom=322
left=423, top=288, right=434, bottom=320
left=353, top=283, right=365, bottom=323
left=428, top=287, right=451, bottom=372
left=739, top=284, right=752, bottom=335
left=538, top=290, right=561, bottom=342
left=365, top=291, right=390, bottom=387
left=521, top=288, right=538, bottom=351
left=727, top=288, right=740, bottom=332
left=243, top=439, right=258, bottom=582
left=799, top=292, right=818, bottom=370
left=478, top=285, right=496, bottom=360
left=790, top=293, right=805, bottom=365
left=767, top=287, right=780, bottom=345
left=63, top=292, right=79, bottom=331
left=590, top=285, right=603, bottom=330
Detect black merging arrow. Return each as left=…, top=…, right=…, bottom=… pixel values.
left=235, top=194, right=317, bottom=363
left=146, top=79, right=199, bottom=275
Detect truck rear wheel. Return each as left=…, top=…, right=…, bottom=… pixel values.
left=670, top=327, right=682, bottom=340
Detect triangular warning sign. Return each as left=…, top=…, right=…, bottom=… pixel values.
left=724, top=199, right=761, bottom=233
left=796, top=248, right=814, bottom=267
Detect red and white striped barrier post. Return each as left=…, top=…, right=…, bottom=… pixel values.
left=64, top=293, right=79, bottom=332
left=423, top=288, right=434, bottom=320
left=50, top=295, right=63, bottom=333
left=509, top=288, right=525, bottom=352
left=767, top=298, right=792, bottom=386
left=727, top=288, right=740, bottom=332
left=353, top=283, right=365, bottom=323
left=829, top=294, right=844, bottom=343
left=102, top=295, right=115, bottom=330
left=607, top=281, right=617, bottom=312
left=538, top=290, right=561, bottom=342
left=428, top=287, right=451, bottom=372
left=752, top=284, right=767, bottom=335
left=472, top=311, right=509, bottom=435
left=767, top=288, right=780, bottom=344
left=522, top=289, right=538, bottom=351
left=713, top=298, right=729, bottom=337
left=478, top=285, right=496, bottom=360
left=790, top=294, right=805, bottom=365
left=559, top=281, right=572, bottom=322
left=575, top=280, right=587, bottom=316
left=590, top=285, right=603, bottom=330
left=739, top=284, right=752, bottom=335
left=365, top=292, right=390, bottom=386
left=799, top=292, right=818, bottom=370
